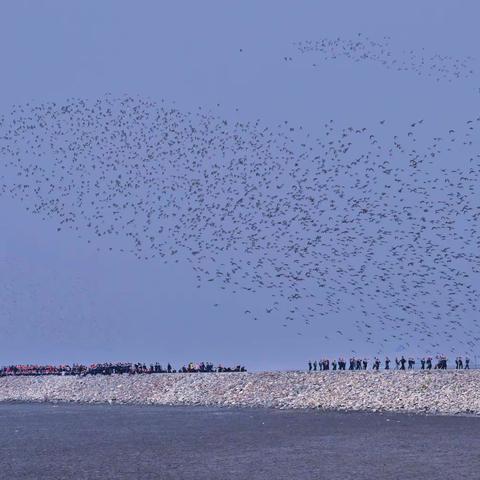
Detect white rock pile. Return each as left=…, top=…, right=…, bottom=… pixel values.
left=1, top=371, right=479, bottom=415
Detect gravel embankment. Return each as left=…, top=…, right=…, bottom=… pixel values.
left=1, top=371, right=479, bottom=415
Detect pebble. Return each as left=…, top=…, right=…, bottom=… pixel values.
left=1, top=371, right=479, bottom=415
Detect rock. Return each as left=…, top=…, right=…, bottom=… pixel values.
left=0, top=371, right=479, bottom=416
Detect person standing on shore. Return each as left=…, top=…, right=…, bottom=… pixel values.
left=308, top=361, right=312, bottom=372
left=436, top=356, right=447, bottom=370
left=385, top=357, right=390, bottom=370
left=313, top=360, right=317, bottom=372
left=400, top=356, right=406, bottom=370
left=465, top=357, right=470, bottom=369
left=426, top=357, right=432, bottom=370
left=421, top=358, right=425, bottom=370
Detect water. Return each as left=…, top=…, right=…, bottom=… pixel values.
left=0, top=403, right=478, bottom=479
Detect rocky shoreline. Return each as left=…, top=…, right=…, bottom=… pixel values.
left=1, top=371, right=479, bottom=415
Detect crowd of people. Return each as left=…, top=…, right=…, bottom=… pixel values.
left=0, top=361, right=247, bottom=377
left=308, top=355, right=472, bottom=372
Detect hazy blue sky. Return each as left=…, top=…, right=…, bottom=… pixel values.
left=1, top=1, right=479, bottom=370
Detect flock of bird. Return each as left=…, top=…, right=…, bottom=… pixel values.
left=291, top=34, right=475, bottom=83
left=0, top=89, right=479, bottom=354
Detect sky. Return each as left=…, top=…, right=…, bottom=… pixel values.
left=1, top=1, right=480, bottom=370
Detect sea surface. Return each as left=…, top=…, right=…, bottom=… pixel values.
left=0, top=403, right=479, bottom=480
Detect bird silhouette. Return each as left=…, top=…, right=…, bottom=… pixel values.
left=290, top=34, right=475, bottom=84
left=0, top=93, right=479, bottom=355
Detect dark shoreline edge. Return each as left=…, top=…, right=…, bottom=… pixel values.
left=1, top=399, right=479, bottom=419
